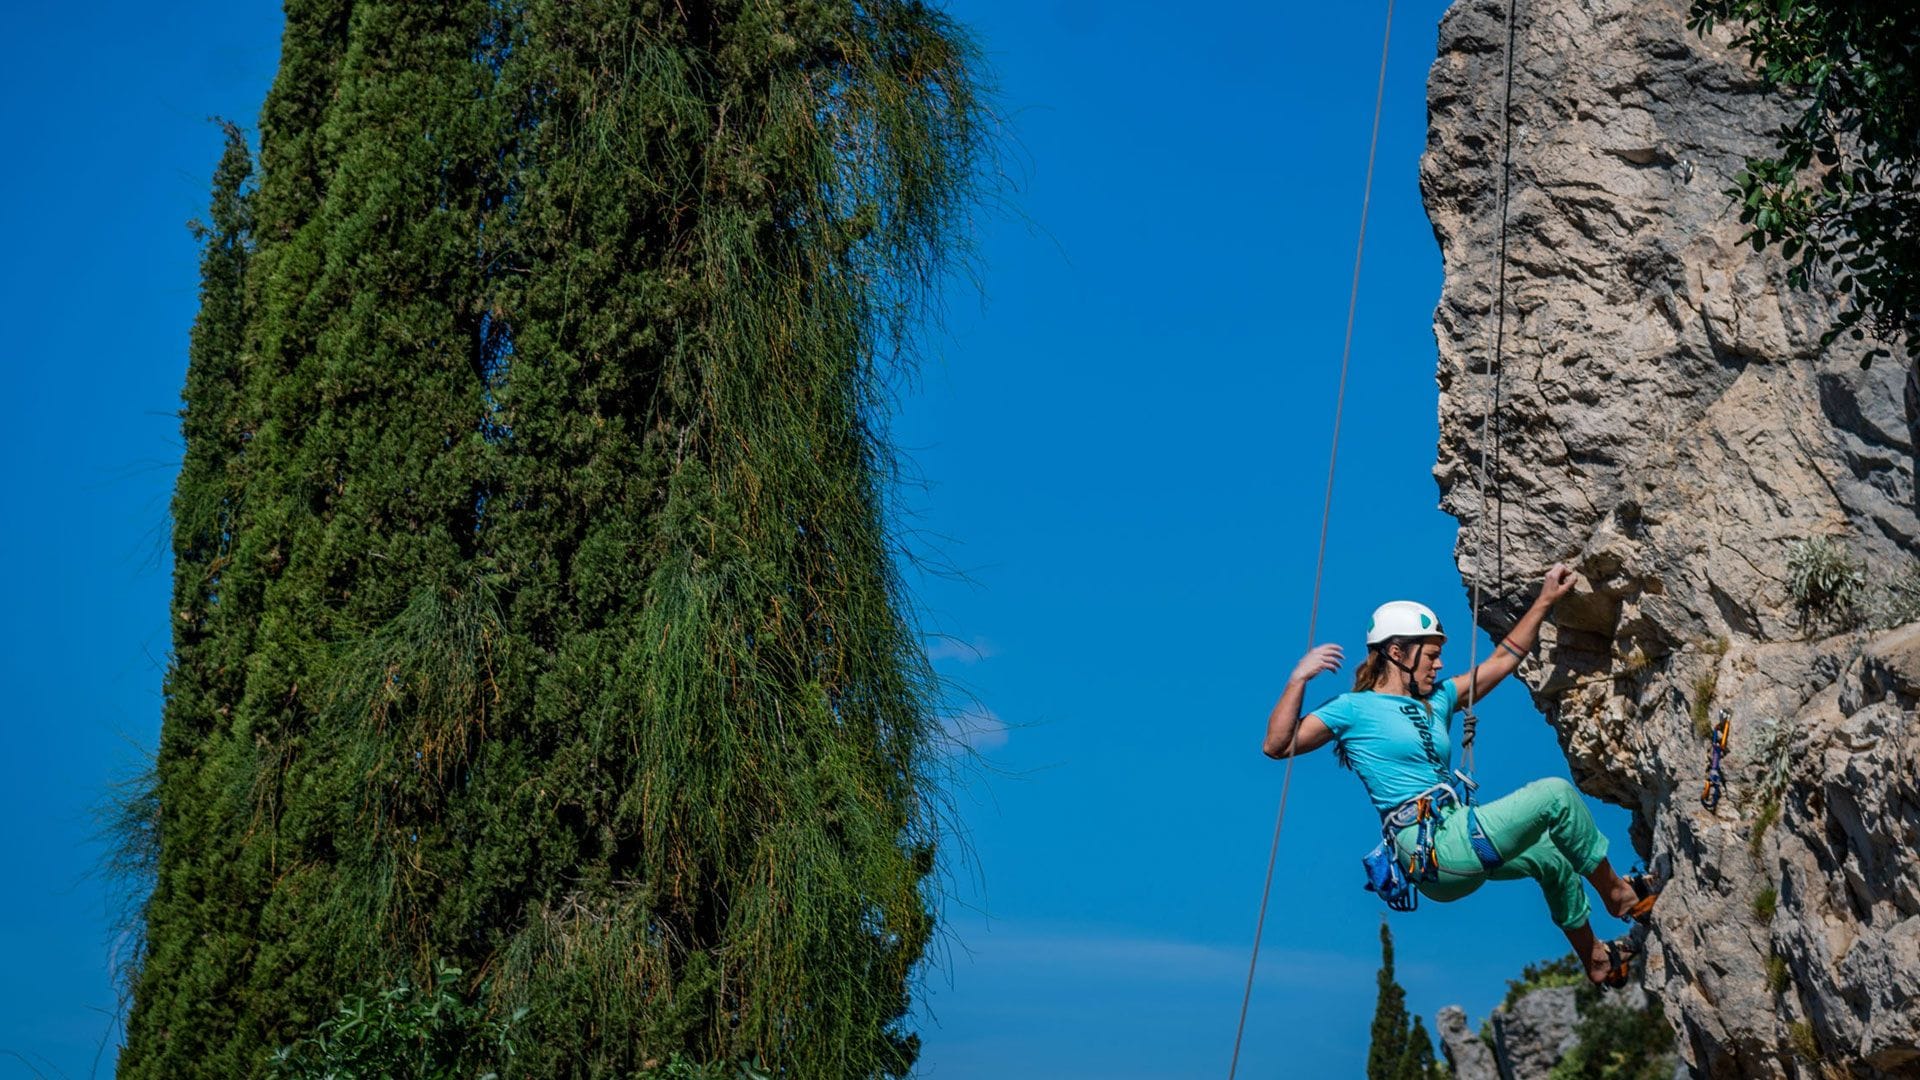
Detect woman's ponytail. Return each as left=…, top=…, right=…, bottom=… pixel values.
left=1352, top=645, right=1389, bottom=692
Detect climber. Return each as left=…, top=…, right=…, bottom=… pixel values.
left=1261, top=564, right=1660, bottom=987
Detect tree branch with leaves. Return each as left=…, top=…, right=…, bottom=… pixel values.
left=1689, top=0, right=1920, bottom=367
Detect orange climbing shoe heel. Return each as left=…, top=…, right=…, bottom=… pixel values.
left=1622, top=853, right=1671, bottom=926
left=1597, top=936, right=1638, bottom=989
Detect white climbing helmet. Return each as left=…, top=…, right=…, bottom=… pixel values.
left=1367, top=600, right=1446, bottom=646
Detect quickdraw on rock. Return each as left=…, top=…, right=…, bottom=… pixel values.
left=1700, top=708, right=1731, bottom=810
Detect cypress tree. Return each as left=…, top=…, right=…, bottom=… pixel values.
left=120, top=118, right=258, bottom=1073
left=1368, top=920, right=1413, bottom=1080
left=1401, top=1014, right=1442, bottom=1080
left=123, top=3, right=989, bottom=1077
left=1367, top=920, right=1445, bottom=1080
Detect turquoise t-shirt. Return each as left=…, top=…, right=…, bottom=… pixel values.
left=1310, top=680, right=1462, bottom=817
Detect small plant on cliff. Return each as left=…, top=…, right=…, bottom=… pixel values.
left=1750, top=715, right=1797, bottom=805
left=1786, top=537, right=1865, bottom=627
left=1788, top=1021, right=1821, bottom=1062
left=1748, top=800, right=1782, bottom=859
left=1867, top=559, right=1920, bottom=629
left=1766, top=953, right=1791, bottom=994
left=1689, top=671, right=1719, bottom=740
left=1752, top=886, right=1778, bottom=922
left=1741, top=712, right=1796, bottom=861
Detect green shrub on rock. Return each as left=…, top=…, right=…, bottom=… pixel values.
left=1786, top=537, right=1864, bottom=626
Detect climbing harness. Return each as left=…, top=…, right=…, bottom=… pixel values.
left=1700, top=708, right=1731, bottom=810
left=1361, top=772, right=1507, bottom=912
left=1457, top=771, right=1506, bottom=872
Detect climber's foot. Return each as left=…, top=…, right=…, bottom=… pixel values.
left=1612, top=853, right=1671, bottom=925
left=1585, top=936, right=1637, bottom=989
left=1620, top=853, right=1666, bottom=922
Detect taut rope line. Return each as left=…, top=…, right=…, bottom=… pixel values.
left=1227, top=2, right=1394, bottom=1074
left=1463, top=0, right=1522, bottom=770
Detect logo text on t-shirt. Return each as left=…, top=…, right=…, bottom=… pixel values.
left=1399, top=700, right=1449, bottom=785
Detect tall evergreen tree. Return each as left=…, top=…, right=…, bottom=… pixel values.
left=123, top=3, right=989, bottom=1077
left=1402, top=1014, right=1443, bottom=1080
left=1368, top=921, right=1445, bottom=1080
left=1369, top=921, right=1413, bottom=1080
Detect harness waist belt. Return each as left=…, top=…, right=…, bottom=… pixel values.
left=1382, top=781, right=1461, bottom=831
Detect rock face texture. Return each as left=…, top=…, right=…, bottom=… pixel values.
left=1422, top=0, right=1920, bottom=1077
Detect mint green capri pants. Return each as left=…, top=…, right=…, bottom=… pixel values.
left=1391, top=777, right=1609, bottom=930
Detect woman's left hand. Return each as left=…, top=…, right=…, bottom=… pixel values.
left=1539, top=563, right=1576, bottom=605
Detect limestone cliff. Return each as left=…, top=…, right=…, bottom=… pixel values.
left=1438, top=986, right=1669, bottom=1080
left=1422, top=0, right=1920, bottom=1076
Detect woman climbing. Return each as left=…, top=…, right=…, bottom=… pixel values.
left=1261, top=564, right=1660, bottom=987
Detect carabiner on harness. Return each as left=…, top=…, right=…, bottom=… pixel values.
left=1407, top=797, right=1440, bottom=883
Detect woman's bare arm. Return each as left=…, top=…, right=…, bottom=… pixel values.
left=1265, top=644, right=1342, bottom=758
left=1452, top=564, right=1576, bottom=707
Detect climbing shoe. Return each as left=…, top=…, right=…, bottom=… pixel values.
left=1621, top=853, right=1672, bottom=926
left=1597, top=936, right=1638, bottom=989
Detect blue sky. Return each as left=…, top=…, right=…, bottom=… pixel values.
left=0, top=3, right=1637, bottom=1077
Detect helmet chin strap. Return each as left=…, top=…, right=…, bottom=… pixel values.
left=1385, top=639, right=1433, bottom=698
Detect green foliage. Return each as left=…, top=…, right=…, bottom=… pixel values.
left=269, top=961, right=522, bottom=1079
left=1788, top=1020, right=1821, bottom=1062
left=96, top=761, right=162, bottom=1007
left=1501, top=954, right=1585, bottom=1012
left=123, top=3, right=993, bottom=1077
left=1786, top=537, right=1865, bottom=625
left=1867, top=559, right=1920, bottom=628
left=1689, top=672, right=1719, bottom=740
left=1766, top=953, right=1791, bottom=994
left=1481, top=954, right=1586, bottom=1046
left=1402, top=1016, right=1442, bottom=1080
left=1688, top=0, right=1920, bottom=365
left=1749, top=799, right=1781, bottom=858
left=1474, top=955, right=1673, bottom=1076
left=1545, top=991, right=1677, bottom=1080
left=1754, top=720, right=1796, bottom=803
left=1745, top=711, right=1797, bottom=860
left=641, top=1057, right=772, bottom=1080
left=1752, top=886, right=1778, bottom=922
left=1368, top=922, right=1447, bottom=1080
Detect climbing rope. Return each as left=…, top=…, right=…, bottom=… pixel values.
left=1461, top=0, right=1523, bottom=778
left=1226, top=2, right=1394, bottom=1075
left=1229, top=1, right=1523, bottom=1072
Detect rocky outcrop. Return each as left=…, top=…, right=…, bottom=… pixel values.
left=1440, top=1003, right=1502, bottom=1080
left=1423, top=0, right=1920, bottom=1077
left=1439, top=986, right=1669, bottom=1080
left=1493, top=986, right=1583, bottom=1078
